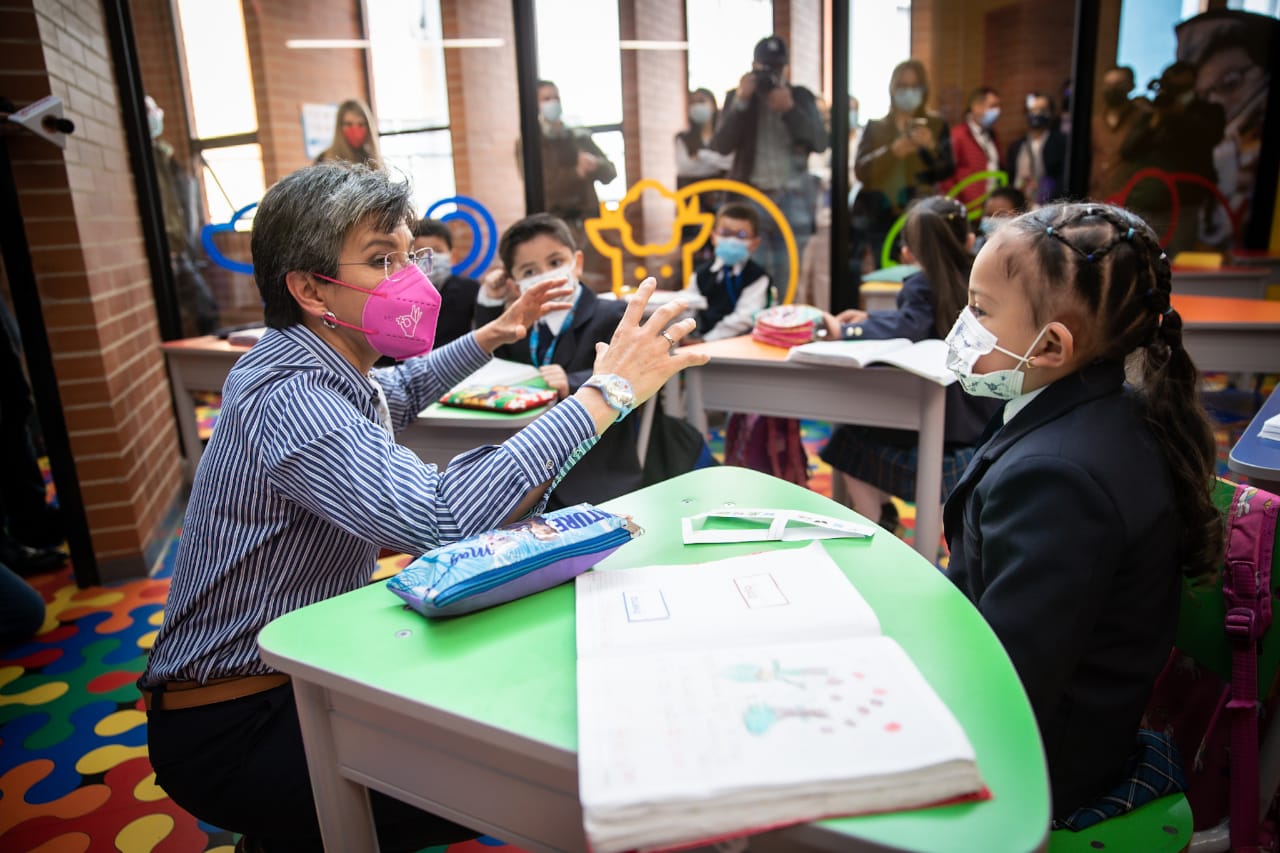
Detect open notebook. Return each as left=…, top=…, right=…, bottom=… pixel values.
left=787, top=338, right=955, bottom=385
left=575, top=542, right=983, bottom=853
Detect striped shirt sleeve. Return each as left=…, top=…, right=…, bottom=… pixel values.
left=258, top=377, right=599, bottom=554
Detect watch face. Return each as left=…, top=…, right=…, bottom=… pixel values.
left=604, top=376, right=635, bottom=406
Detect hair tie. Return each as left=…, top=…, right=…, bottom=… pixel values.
left=1046, top=226, right=1054, bottom=236
left=1086, top=253, right=1095, bottom=262
left=1125, top=228, right=1134, bottom=240
left=1163, top=306, right=1174, bottom=316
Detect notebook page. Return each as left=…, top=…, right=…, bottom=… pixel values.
left=575, top=542, right=880, bottom=659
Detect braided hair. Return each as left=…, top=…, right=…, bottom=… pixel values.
left=1002, top=202, right=1222, bottom=582
left=902, top=195, right=971, bottom=338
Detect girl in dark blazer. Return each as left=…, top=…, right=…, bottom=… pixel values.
left=819, top=196, right=1000, bottom=529
left=942, top=202, right=1222, bottom=824
left=475, top=214, right=639, bottom=509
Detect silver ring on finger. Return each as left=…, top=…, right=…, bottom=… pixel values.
left=660, top=330, right=677, bottom=353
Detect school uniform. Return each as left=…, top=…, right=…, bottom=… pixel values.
left=943, top=360, right=1181, bottom=819
left=475, top=287, right=640, bottom=508
left=432, top=274, right=481, bottom=348
left=819, top=271, right=1000, bottom=500
left=682, top=257, right=771, bottom=341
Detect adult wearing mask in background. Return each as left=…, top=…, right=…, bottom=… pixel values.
left=314, top=99, right=382, bottom=169
left=1089, top=66, right=1150, bottom=202
left=711, top=35, right=827, bottom=290
left=941, top=87, right=1002, bottom=210
left=676, top=88, right=734, bottom=267
left=855, top=59, right=955, bottom=263
left=146, top=95, right=219, bottom=337
left=520, top=80, right=617, bottom=287
left=675, top=88, right=733, bottom=190
left=1007, top=93, right=1068, bottom=206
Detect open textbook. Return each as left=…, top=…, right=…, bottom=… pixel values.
left=575, top=542, right=983, bottom=853
left=787, top=337, right=955, bottom=385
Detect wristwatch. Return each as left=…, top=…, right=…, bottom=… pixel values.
left=583, top=374, right=635, bottom=422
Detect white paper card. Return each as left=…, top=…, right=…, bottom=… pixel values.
left=682, top=508, right=876, bottom=544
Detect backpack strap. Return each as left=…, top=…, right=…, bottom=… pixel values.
left=1223, top=484, right=1278, bottom=852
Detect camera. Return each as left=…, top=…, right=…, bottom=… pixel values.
left=753, top=68, right=781, bottom=94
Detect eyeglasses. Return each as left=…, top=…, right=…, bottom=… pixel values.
left=715, top=229, right=751, bottom=239
left=336, top=248, right=433, bottom=278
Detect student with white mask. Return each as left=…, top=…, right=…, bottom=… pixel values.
left=476, top=214, right=647, bottom=509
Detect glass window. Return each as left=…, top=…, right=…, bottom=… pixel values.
left=200, top=144, right=266, bottom=226
left=174, top=0, right=258, bottom=138
left=1106, top=2, right=1279, bottom=253
left=366, top=0, right=457, bottom=214
left=686, top=0, right=774, bottom=106
left=534, top=0, right=626, bottom=203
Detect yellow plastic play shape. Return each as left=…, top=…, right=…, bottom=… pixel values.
left=1172, top=251, right=1224, bottom=270
left=583, top=177, right=798, bottom=305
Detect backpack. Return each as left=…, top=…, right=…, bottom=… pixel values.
left=1142, top=482, right=1280, bottom=851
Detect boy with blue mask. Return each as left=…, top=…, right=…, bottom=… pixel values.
left=411, top=217, right=481, bottom=348
left=680, top=203, right=772, bottom=342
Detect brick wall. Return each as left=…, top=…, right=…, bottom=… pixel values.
left=913, top=0, right=1074, bottom=157
left=776, top=0, right=823, bottom=96
left=440, top=0, right=525, bottom=242
left=2, top=0, right=183, bottom=578
left=241, top=0, right=368, bottom=184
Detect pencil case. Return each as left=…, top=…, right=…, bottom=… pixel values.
left=751, top=304, right=827, bottom=348
left=387, top=504, right=639, bottom=618
left=438, top=384, right=557, bottom=413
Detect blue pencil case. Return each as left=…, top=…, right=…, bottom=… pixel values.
left=387, top=504, right=639, bottom=618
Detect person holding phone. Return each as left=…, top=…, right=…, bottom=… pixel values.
left=854, top=59, right=955, bottom=262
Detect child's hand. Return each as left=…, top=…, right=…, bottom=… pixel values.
left=836, top=308, right=867, bottom=324
left=539, top=364, right=570, bottom=400
left=821, top=313, right=843, bottom=340
left=473, top=277, right=573, bottom=352
left=480, top=268, right=517, bottom=303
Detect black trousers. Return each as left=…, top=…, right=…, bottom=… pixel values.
left=146, top=683, right=478, bottom=852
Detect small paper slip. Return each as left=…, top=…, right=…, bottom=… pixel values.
left=1261, top=413, right=1280, bottom=443
left=449, top=357, right=541, bottom=390
left=682, top=507, right=876, bottom=544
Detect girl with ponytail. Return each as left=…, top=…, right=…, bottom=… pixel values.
left=942, top=201, right=1222, bottom=825
left=819, top=195, right=1001, bottom=530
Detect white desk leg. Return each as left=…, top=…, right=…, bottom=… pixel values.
left=165, top=358, right=203, bottom=483
left=685, top=369, right=709, bottom=436
left=913, top=383, right=946, bottom=563
left=293, top=679, right=380, bottom=853
left=635, top=397, right=656, bottom=468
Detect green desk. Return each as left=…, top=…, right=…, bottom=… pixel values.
left=257, top=467, right=1048, bottom=853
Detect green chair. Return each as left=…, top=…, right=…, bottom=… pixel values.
left=1050, top=480, right=1280, bottom=853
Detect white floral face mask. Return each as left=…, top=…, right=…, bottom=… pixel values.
left=944, top=306, right=1047, bottom=400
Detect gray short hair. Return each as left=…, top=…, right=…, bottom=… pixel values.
left=252, top=162, right=415, bottom=328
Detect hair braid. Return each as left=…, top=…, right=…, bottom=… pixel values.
left=1007, top=202, right=1223, bottom=582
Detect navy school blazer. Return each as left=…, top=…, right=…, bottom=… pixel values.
left=943, top=360, right=1182, bottom=818
left=474, top=287, right=641, bottom=508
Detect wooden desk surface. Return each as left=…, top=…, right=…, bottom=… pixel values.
left=682, top=335, right=791, bottom=363
left=1172, top=293, right=1280, bottom=327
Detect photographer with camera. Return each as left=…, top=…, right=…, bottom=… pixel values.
left=710, top=35, right=827, bottom=286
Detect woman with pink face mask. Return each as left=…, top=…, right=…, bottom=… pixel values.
left=315, top=98, right=382, bottom=169
left=139, top=163, right=707, bottom=852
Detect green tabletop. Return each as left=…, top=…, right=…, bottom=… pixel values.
left=258, top=467, right=1048, bottom=853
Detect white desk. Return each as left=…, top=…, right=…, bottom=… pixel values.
left=681, top=336, right=946, bottom=561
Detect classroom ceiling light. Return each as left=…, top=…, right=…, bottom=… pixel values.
left=286, top=37, right=505, bottom=49
left=619, top=40, right=689, bottom=50
left=285, top=38, right=369, bottom=49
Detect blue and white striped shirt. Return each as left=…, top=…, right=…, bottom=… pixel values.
left=142, top=325, right=598, bottom=686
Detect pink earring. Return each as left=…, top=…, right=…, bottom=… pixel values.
left=322, top=311, right=339, bottom=330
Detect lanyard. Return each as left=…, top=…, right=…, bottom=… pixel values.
left=529, top=287, right=582, bottom=368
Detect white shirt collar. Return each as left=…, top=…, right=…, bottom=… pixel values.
left=1003, top=384, right=1048, bottom=424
